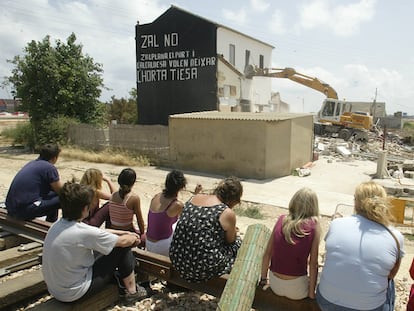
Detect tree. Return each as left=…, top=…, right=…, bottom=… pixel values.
left=106, top=88, right=138, bottom=124
left=5, top=33, right=105, bottom=144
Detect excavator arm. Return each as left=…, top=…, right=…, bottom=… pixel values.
left=244, top=66, right=338, bottom=99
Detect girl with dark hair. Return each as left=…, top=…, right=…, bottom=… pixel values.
left=170, top=176, right=242, bottom=282
left=146, top=170, right=201, bottom=257
left=107, top=168, right=146, bottom=248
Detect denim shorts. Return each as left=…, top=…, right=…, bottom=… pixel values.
left=316, top=287, right=384, bottom=311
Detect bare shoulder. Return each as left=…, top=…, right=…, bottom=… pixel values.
left=127, top=193, right=141, bottom=206
left=191, top=194, right=220, bottom=207
left=167, top=199, right=185, bottom=217
left=220, top=207, right=236, bottom=222
left=173, top=199, right=184, bottom=209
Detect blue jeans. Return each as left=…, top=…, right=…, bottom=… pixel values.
left=10, top=193, right=60, bottom=222
left=316, top=286, right=385, bottom=311
left=383, top=279, right=395, bottom=311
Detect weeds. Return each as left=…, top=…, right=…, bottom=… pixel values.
left=234, top=202, right=264, bottom=219
left=61, top=146, right=150, bottom=167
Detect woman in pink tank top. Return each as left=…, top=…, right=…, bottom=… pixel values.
left=260, top=187, right=321, bottom=300
left=108, top=168, right=146, bottom=248
left=146, top=170, right=202, bottom=257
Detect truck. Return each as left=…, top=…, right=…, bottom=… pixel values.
left=244, top=66, right=385, bottom=141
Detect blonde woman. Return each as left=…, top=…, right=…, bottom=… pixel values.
left=317, top=181, right=404, bottom=310
left=80, top=168, right=116, bottom=227
left=261, top=187, right=321, bottom=300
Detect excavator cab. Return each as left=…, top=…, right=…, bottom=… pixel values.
left=319, top=99, right=373, bottom=131
left=316, top=99, right=373, bottom=141
left=319, top=99, right=352, bottom=122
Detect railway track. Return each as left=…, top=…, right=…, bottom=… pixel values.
left=0, top=208, right=320, bottom=311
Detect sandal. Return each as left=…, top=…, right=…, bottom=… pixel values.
left=123, top=284, right=148, bottom=302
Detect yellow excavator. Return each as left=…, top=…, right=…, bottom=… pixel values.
left=244, top=66, right=373, bottom=141
left=245, top=66, right=339, bottom=99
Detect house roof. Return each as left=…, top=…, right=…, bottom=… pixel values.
left=151, top=5, right=275, bottom=49
left=169, top=111, right=310, bottom=121
left=217, top=54, right=244, bottom=76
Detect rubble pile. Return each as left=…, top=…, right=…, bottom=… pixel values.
left=314, top=132, right=414, bottom=164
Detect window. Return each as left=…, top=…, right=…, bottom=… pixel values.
left=223, top=85, right=237, bottom=97
left=259, top=55, right=264, bottom=69
left=230, top=85, right=236, bottom=96
left=245, top=50, right=250, bottom=68
left=229, top=44, right=235, bottom=66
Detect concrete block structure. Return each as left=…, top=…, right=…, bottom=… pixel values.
left=169, top=111, right=313, bottom=179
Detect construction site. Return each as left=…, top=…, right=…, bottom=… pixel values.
left=0, top=4, right=413, bottom=311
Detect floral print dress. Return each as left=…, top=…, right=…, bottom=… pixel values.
left=169, top=201, right=242, bottom=282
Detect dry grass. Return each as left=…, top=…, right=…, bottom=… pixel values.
left=61, top=146, right=150, bottom=167
left=234, top=202, right=265, bottom=219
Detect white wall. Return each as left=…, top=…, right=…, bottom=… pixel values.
left=217, top=27, right=272, bottom=73
left=217, top=61, right=241, bottom=108
left=217, top=27, right=273, bottom=111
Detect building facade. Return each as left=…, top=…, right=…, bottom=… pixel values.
left=136, top=5, right=275, bottom=125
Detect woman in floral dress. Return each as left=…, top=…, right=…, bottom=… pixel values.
left=169, top=176, right=243, bottom=282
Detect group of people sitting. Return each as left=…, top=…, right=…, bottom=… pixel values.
left=3, top=143, right=410, bottom=310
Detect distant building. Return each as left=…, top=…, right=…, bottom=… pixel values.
left=0, top=100, right=6, bottom=112
left=0, top=98, right=21, bottom=112
left=136, top=5, right=275, bottom=125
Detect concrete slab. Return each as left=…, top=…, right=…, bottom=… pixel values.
left=241, top=157, right=376, bottom=216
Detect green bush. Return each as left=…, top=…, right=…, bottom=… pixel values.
left=1, top=116, right=79, bottom=149
left=36, top=116, right=79, bottom=146
left=403, top=121, right=414, bottom=130
left=1, top=122, right=35, bottom=147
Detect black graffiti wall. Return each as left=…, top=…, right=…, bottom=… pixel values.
left=136, top=7, right=218, bottom=125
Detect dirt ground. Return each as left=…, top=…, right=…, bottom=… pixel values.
left=0, top=149, right=413, bottom=310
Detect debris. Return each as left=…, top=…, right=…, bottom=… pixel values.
left=336, top=145, right=351, bottom=157
left=296, top=167, right=311, bottom=177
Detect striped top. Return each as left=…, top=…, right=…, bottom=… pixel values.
left=108, top=195, right=134, bottom=230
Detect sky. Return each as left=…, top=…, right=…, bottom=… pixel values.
left=1, top=0, right=413, bottom=115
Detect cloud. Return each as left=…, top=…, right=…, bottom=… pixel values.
left=298, top=0, right=376, bottom=36
left=341, top=64, right=414, bottom=104
left=268, top=9, right=287, bottom=35
left=266, top=62, right=413, bottom=114
left=0, top=0, right=167, bottom=101
left=250, top=0, right=270, bottom=12
left=222, top=7, right=247, bottom=25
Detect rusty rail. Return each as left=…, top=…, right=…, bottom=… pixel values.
left=0, top=208, right=49, bottom=243
left=0, top=208, right=320, bottom=311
